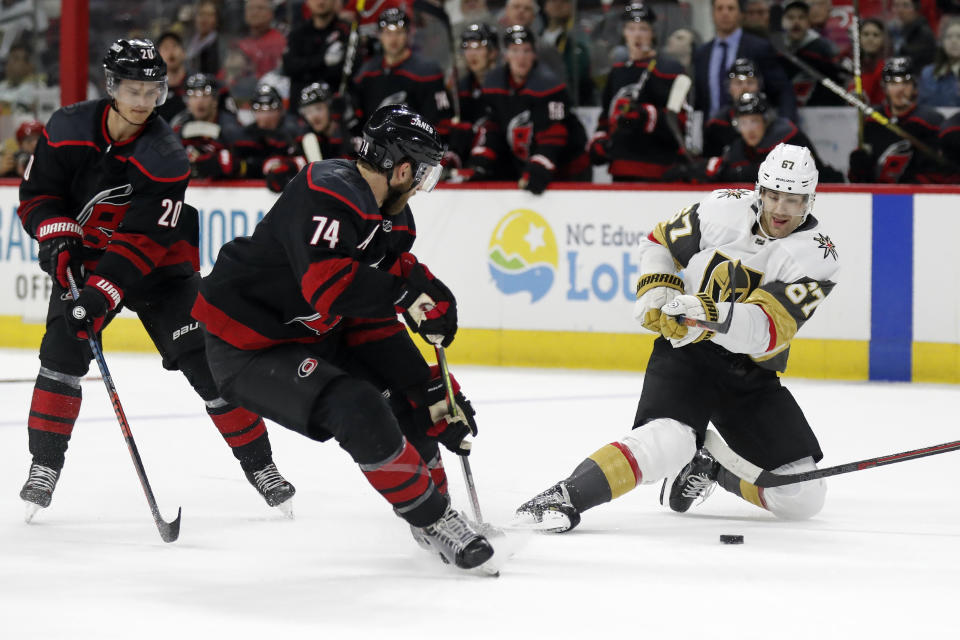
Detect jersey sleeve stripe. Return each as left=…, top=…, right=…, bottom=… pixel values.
left=191, top=293, right=276, bottom=350
left=302, top=257, right=358, bottom=313
left=43, top=128, right=101, bottom=151
left=344, top=322, right=405, bottom=346
left=127, top=156, right=191, bottom=183
left=102, top=242, right=154, bottom=275
left=17, top=195, right=64, bottom=225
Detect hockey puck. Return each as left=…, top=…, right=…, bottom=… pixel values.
left=720, top=534, right=744, bottom=545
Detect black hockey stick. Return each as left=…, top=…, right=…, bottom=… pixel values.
left=673, top=260, right=738, bottom=333
left=66, top=270, right=181, bottom=543
left=704, top=430, right=960, bottom=488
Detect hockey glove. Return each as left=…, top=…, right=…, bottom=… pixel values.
left=848, top=148, right=873, bottom=182
left=263, top=156, right=306, bottom=193
left=37, top=217, right=84, bottom=288
left=395, top=258, right=458, bottom=347
left=589, top=132, right=611, bottom=166
left=521, top=161, right=552, bottom=195
left=405, top=365, right=478, bottom=456
left=658, top=293, right=718, bottom=348
left=64, top=275, right=122, bottom=340
left=633, top=273, right=685, bottom=333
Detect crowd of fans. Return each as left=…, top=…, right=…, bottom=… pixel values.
left=3, top=0, right=960, bottom=190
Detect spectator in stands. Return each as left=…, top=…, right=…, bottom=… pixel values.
left=185, top=0, right=222, bottom=75
left=297, top=81, right=353, bottom=160
left=0, top=118, right=41, bottom=177
left=692, top=0, right=797, bottom=128
left=743, top=0, right=772, bottom=37
left=807, top=0, right=850, bottom=58
left=778, top=0, right=846, bottom=106
left=351, top=8, right=453, bottom=136
left=702, top=57, right=762, bottom=157
left=237, top=0, right=288, bottom=77
left=538, top=0, right=595, bottom=106
left=664, top=27, right=699, bottom=75
left=918, top=16, right=960, bottom=107
left=447, top=23, right=499, bottom=169
left=848, top=56, right=943, bottom=183
left=589, top=2, right=690, bottom=182
left=855, top=18, right=889, bottom=105
left=892, top=0, right=936, bottom=69
left=283, top=0, right=351, bottom=107
left=156, top=32, right=189, bottom=122
left=499, top=0, right=542, bottom=32
left=0, top=0, right=47, bottom=60
left=453, top=0, right=495, bottom=43
left=469, top=25, right=589, bottom=193
left=233, top=84, right=306, bottom=190
left=173, top=73, right=245, bottom=179
left=0, top=42, right=45, bottom=122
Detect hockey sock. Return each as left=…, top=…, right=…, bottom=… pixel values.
left=205, top=400, right=271, bottom=472
left=27, top=368, right=82, bottom=469
left=360, top=437, right=448, bottom=527
left=716, top=466, right=767, bottom=509
left=425, top=451, right=448, bottom=495
left=563, top=442, right=643, bottom=513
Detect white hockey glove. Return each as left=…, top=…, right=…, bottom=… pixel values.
left=633, top=273, right=685, bottom=333
left=659, top=293, right=719, bottom=348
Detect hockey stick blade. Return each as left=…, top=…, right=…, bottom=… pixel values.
left=704, top=430, right=960, bottom=488
left=676, top=260, right=739, bottom=334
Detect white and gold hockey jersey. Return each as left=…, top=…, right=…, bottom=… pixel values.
left=641, top=188, right=839, bottom=372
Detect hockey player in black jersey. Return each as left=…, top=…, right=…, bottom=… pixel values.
left=702, top=57, right=762, bottom=159
left=233, top=84, right=307, bottom=192
left=469, top=24, right=589, bottom=194
left=192, top=104, right=495, bottom=572
left=297, top=82, right=353, bottom=162
left=17, top=39, right=295, bottom=521
left=517, top=144, right=837, bottom=532
left=589, top=3, right=691, bottom=182
left=848, top=56, right=944, bottom=184
left=172, top=73, right=245, bottom=179
left=350, top=8, right=454, bottom=137
left=447, top=23, right=500, bottom=172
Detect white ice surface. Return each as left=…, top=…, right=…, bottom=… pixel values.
left=1, top=348, right=959, bottom=638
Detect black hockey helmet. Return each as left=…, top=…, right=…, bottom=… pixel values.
left=378, top=7, right=409, bottom=31
left=185, top=73, right=217, bottom=97
left=728, top=57, right=760, bottom=80
left=504, top=24, right=536, bottom=47
left=299, top=82, right=332, bottom=109
left=734, top=91, right=770, bottom=117
left=357, top=104, right=445, bottom=192
left=251, top=84, right=283, bottom=111
left=103, top=39, right=168, bottom=105
left=623, top=2, right=656, bottom=24
left=882, top=56, right=915, bottom=83
left=461, top=23, right=499, bottom=50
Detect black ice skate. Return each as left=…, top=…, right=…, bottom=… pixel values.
left=20, top=463, right=62, bottom=523
left=513, top=482, right=581, bottom=533
left=414, top=506, right=494, bottom=570
left=245, top=463, right=296, bottom=518
left=661, top=448, right=720, bottom=513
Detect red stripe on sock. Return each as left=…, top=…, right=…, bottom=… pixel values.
left=31, top=388, right=81, bottom=420
left=363, top=441, right=432, bottom=506
left=611, top=441, right=642, bottom=485
left=28, top=416, right=76, bottom=435
left=428, top=460, right=448, bottom=495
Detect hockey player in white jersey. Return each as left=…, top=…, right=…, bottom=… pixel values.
left=515, top=143, right=839, bottom=531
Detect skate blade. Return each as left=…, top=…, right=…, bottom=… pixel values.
left=23, top=501, right=42, bottom=524
left=276, top=498, right=294, bottom=520
left=509, top=511, right=572, bottom=533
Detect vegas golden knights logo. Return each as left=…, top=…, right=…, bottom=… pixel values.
left=697, top=252, right=764, bottom=302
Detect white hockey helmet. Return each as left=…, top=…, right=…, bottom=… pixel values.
left=755, top=143, right=818, bottom=226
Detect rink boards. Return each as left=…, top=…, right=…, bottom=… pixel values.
left=0, top=182, right=957, bottom=383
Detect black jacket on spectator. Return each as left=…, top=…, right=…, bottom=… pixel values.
left=702, top=106, right=737, bottom=158
left=780, top=33, right=846, bottom=106
left=592, top=55, right=688, bottom=181
left=232, top=115, right=305, bottom=179
left=848, top=102, right=943, bottom=183
left=172, top=110, right=246, bottom=179
left=939, top=111, right=960, bottom=181
left=471, top=62, right=589, bottom=191
left=693, top=31, right=797, bottom=124
left=896, top=17, right=937, bottom=70
left=283, top=17, right=351, bottom=107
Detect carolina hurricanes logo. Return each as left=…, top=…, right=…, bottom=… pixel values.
left=878, top=140, right=913, bottom=183
left=287, top=312, right=341, bottom=335
left=609, top=84, right=641, bottom=130
left=507, top=110, right=533, bottom=161
left=298, top=358, right=318, bottom=378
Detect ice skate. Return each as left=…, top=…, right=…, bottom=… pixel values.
left=414, top=505, right=494, bottom=571
left=513, top=482, right=580, bottom=533
left=20, top=463, right=61, bottom=523
left=245, top=462, right=296, bottom=518
left=661, top=448, right=720, bottom=513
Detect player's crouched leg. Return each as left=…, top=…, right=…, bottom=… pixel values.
left=758, top=457, right=826, bottom=520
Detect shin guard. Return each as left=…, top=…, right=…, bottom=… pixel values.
left=425, top=451, right=448, bottom=495
left=360, top=438, right=447, bottom=527
left=206, top=400, right=271, bottom=471
left=28, top=368, right=83, bottom=468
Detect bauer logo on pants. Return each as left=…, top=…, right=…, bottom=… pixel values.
left=298, top=358, right=318, bottom=378
left=488, top=209, right=558, bottom=303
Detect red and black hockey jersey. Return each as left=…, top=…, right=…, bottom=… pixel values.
left=18, top=99, right=196, bottom=295
left=848, top=102, right=944, bottom=183
left=471, top=62, right=588, bottom=183
left=173, top=110, right=245, bottom=179
left=593, top=55, right=688, bottom=181
left=232, top=115, right=307, bottom=179
left=702, top=106, right=737, bottom=159
left=937, top=111, right=960, bottom=183
left=709, top=117, right=829, bottom=183
left=445, top=72, right=489, bottom=166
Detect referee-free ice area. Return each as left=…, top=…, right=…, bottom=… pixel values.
left=1, top=348, right=957, bottom=638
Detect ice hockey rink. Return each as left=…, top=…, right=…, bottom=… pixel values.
left=1, top=347, right=957, bottom=638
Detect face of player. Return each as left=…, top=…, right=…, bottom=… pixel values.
left=884, top=78, right=915, bottom=111
left=860, top=23, right=884, bottom=56
left=623, top=21, right=655, bottom=60
left=379, top=26, right=408, bottom=58
left=463, top=43, right=495, bottom=75
left=713, top=0, right=742, bottom=36
left=254, top=107, right=283, bottom=130
left=301, top=102, right=330, bottom=131
left=736, top=113, right=766, bottom=147
left=782, top=8, right=809, bottom=42
left=158, top=39, right=185, bottom=72
left=943, top=23, right=960, bottom=62
left=187, top=93, right=217, bottom=121
left=728, top=75, right=759, bottom=101
left=113, top=80, right=164, bottom=124
left=759, top=188, right=807, bottom=238
left=506, top=42, right=536, bottom=80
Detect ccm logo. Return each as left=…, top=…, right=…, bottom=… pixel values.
left=298, top=358, right=318, bottom=378
left=172, top=322, right=199, bottom=340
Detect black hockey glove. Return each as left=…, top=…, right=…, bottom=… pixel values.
left=64, top=275, right=122, bottom=340
left=395, top=255, right=458, bottom=347
left=404, top=365, right=478, bottom=456
left=848, top=148, right=873, bottom=182
left=36, top=217, right=84, bottom=288
left=522, top=162, right=552, bottom=195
